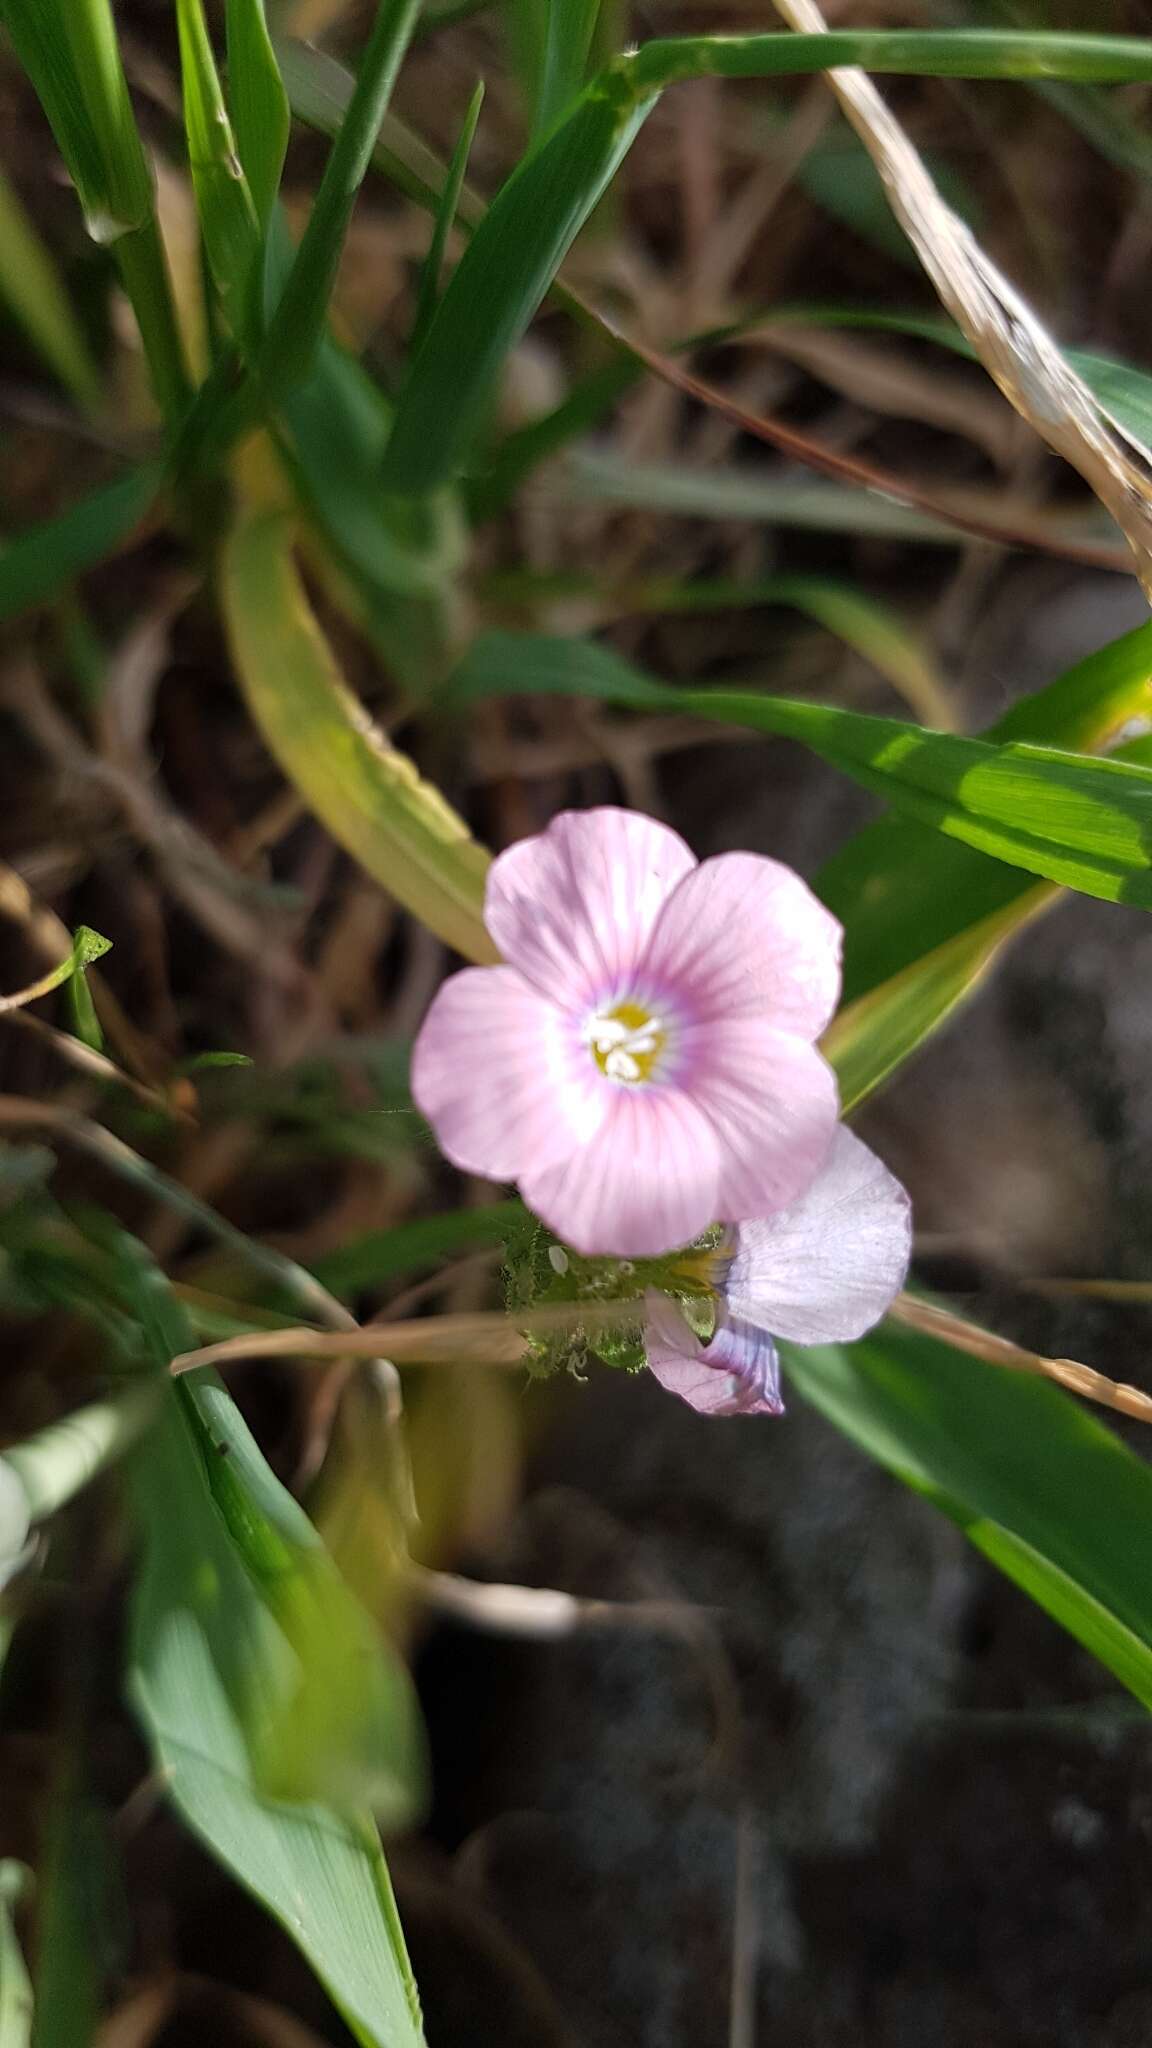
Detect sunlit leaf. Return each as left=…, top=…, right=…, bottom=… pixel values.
left=447, top=628, right=1152, bottom=908
left=819, top=616, right=1152, bottom=1000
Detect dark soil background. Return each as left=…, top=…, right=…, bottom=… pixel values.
left=5, top=1, right=1152, bottom=2042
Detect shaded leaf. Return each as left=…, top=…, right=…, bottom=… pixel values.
left=785, top=1319, right=1152, bottom=1711
left=0, top=166, right=101, bottom=411
left=0, top=468, right=160, bottom=627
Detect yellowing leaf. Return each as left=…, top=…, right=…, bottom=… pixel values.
left=221, top=507, right=495, bottom=962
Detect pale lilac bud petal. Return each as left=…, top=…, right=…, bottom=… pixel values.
left=726, top=1126, right=911, bottom=1345
left=645, top=1293, right=783, bottom=1417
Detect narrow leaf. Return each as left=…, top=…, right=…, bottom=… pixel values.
left=0, top=0, right=151, bottom=241
left=130, top=1387, right=426, bottom=2048
left=536, top=0, right=603, bottom=139
left=785, top=1321, right=1152, bottom=1711
left=411, top=81, right=484, bottom=353
left=254, top=0, right=422, bottom=397
left=115, top=1243, right=426, bottom=2048
left=225, top=0, right=290, bottom=231
left=379, top=78, right=655, bottom=493
left=446, top=629, right=1152, bottom=909
left=819, top=616, right=1152, bottom=1001
left=176, top=0, right=260, bottom=333
left=0, top=467, right=160, bottom=628
left=221, top=506, right=495, bottom=961
left=0, top=166, right=101, bottom=412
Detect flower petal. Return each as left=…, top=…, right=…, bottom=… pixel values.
left=726, top=1125, right=911, bottom=1344
left=640, top=852, right=842, bottom=1037
left=484, top=807, right=697, bottom=1009
left=685, top=1020, right=840, bottom=1221
left=411, top=965, right=605, bottom=1181
left=645, top=1293, right=783, bottom=1417
left=519, top=1088, right=720, bottom=1257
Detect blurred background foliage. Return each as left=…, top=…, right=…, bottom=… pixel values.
left=5, top=0, right=1152, bottom=2042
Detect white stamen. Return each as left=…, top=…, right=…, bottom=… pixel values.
left=588, top=1006, right=667, bottom=1085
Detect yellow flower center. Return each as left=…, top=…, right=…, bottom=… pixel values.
left=589, top=1001, right=667, bottom=1085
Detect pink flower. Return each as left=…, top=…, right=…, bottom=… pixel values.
left=645, top=1127, right=911, bottom=1416
left=411, top=807, right=842, bottom=1257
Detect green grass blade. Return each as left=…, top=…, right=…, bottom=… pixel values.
left=785, top=1320, right=1152, bottom=1711
left=564, top=448, right=1017, bottom=545
left=0, top=465, right=160, bottom=627
left=173, top=1369, right=426, bottom=1821
left=446, top=628, right=1152, bottom=909
left=818, top=617, right=1152, bottom=1000
left=29, top=1769, right=106, bottom=2048
left=465, top=358, right=637, bottom=521
left=254, top=0, right=421, bottom=400
left=411, top=80, right=483, bottom=353
left=0, top=165, right=102, bottom=412
left=220, top=506, right=495, bottom=961
left=0, top=1866, right=33, bottom=2048
left=2, top=0, right=192, bottom=420
left=225, top=0, right=290, bottom=231
left=624, top=29, right=1152, bottom=92
left=380, top=26, right=1152, bottom=493
left=176, top=0, right=259, bottom=334
left=0, top=0, right=150, bottom=242
left=379, top=77, right=655, bottom=493
left=275, top=37, right=485, bottom=227
left=536, top=0, right=603, bottom=138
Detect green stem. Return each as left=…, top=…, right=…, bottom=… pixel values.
left=113, top=218, right=194, bottom=429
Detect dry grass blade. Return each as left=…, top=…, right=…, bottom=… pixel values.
left=170, top=1299, right=645, bottom=1375
left=771, top=0, right=1152, bottom=596
left=889, top=1293, right=1152, bottom=1426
